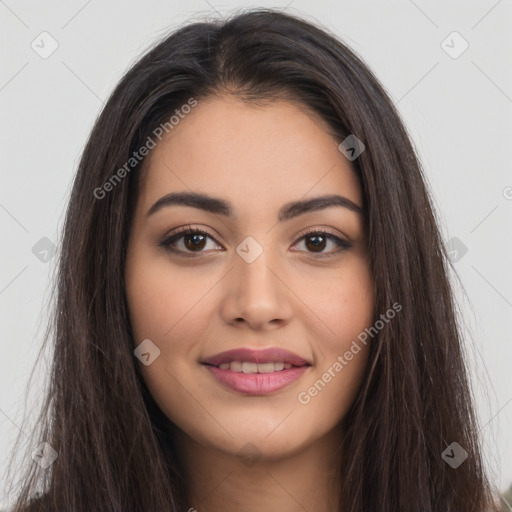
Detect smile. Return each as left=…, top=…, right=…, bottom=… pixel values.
left=201, top=347, right=311, bottom=395
left=217, top=361, right=293, bottom=373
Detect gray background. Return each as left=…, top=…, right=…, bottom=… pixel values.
left=1, top=0, right=511, bottom=506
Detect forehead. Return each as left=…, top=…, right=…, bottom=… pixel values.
left=137, top=96, right=362, bottom=214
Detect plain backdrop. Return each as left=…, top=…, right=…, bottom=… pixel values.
left=1, top=0, right=511, bottom=506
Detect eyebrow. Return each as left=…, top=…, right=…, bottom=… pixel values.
left=146, top=192, right=363, bottom=221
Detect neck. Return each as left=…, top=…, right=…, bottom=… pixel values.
left=170, top=423, right=344, bottom=512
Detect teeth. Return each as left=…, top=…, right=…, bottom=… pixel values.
left=242, top=361, right=258, bottom=373
left=217, top=361, right=295, bottom=373
left=230, top=361, right=243, bottom=372
left=259, top=362, right=280, bottom=373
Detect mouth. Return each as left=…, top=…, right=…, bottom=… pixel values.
left=201, top=347, right=311, bottom=395
left=204, top=361, right=298, bottom=373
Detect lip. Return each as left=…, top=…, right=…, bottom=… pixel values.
left=204, top=364, right=309, bottom=395
left=201, top=347, right=311, bottom=395
left=201, top=347, right=310, bottom=367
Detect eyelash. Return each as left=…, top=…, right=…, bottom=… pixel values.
left=158, top=225, right=352, bottom=259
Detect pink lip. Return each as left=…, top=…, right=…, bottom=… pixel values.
left=204, top=365, right=310, bottom=395
left=201, top=347, right=310, bottom=366
left=201, top=347, right=311, bottom=395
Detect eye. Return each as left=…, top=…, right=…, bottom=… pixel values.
left=291, top=229, right=352, bottom=258
left=158, top=226, right=352, bottom=258
left=158, top=225, right=222, bottom=256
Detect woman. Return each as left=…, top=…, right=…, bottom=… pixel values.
left=4, top=8, right=500, bottom=511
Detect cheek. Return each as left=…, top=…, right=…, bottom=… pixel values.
left=124, top=250, right=219, bottom=416
left=294, top=256, right=374, bottom=413
left=296, top=344, right=370, bottom=431
left=293, top=253, right=374, bottom=354
left=125, top=250, right=216, bottom=342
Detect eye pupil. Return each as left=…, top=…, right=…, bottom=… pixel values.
left=306, top=234, right=326, bottom=252
left=184, top=233, right=207, bottom=251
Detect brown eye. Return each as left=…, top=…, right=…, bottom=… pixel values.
left=183, top=232, right=207, bottom=251
left=159, top=226, right=351, bottom=259
left=293, top=230, right=352, bottom=258
left=159, top=227, right=222, bottom=256
left=304, top=233, right=327, bottom=252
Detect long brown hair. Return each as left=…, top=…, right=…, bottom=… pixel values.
left=5, top=8, right=499, bottom=511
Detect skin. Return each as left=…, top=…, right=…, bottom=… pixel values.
left=124, top=95, right=375, bottom=512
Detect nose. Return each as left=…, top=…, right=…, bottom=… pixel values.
left=219, top=243, right=293, bottom=331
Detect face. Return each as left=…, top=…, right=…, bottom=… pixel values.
left=125, top=95, right=374, bottom=461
